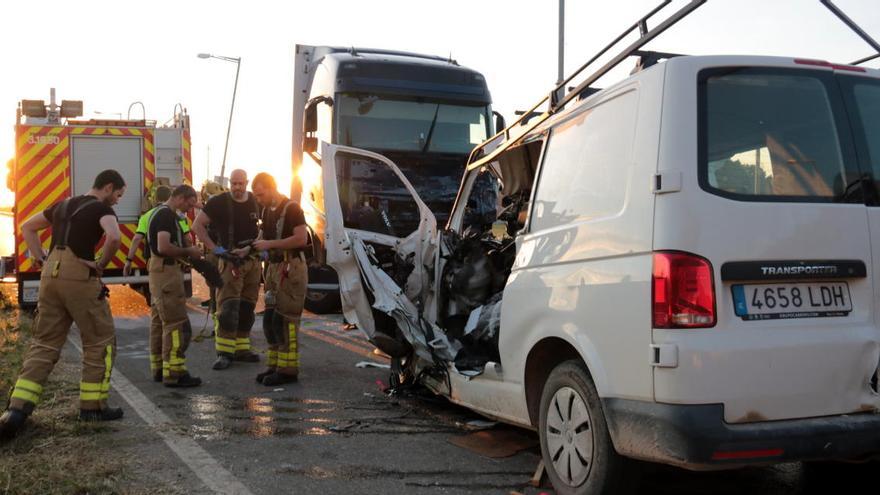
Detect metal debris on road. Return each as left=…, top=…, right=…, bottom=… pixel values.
left=463, top=419, right=498, bottom=430
left=448, top=428, right=538, bottom=458
left=355, top=361, right=391, bottom=369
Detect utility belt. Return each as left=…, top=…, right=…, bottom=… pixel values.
left=267, top=250, right=306, bottom=264
left=46, top=247, right=100, bottom=279
left=148, top=254, right=183, bottom=269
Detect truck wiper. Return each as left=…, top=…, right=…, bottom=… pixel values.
left=420, top=104, right=441, bottom=153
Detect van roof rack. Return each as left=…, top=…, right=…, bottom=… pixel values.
left=466, top=0, right=707, bottom=171
left=468, top=0, right=880, bottom=172
left=820, top=0, right=880, bottom=66
left=632, top=50, right=685, bottom=71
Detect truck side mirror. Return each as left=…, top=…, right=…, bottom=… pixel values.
left=304, top=96, right=334, bottom=133
left=493, top=110, right=506, bottom=134
left=304, top=103, right=318, bottom=133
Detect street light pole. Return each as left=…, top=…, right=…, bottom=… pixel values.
left=558, top=0, right=565, bottom=84
left=197, top=53, right=241, bottom=184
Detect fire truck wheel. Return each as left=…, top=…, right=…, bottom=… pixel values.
left=304, top=289, right=341, bottom=314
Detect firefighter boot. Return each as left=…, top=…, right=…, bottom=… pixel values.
left=164, top=372, right=202, bottom=388
left=0, top=409, right=28, bottom=440
left=213, top=355, right=232, bottom=370
left=79, top=407, right=124, bottom=422
left=261, top=371, right=298, bottom=386
left=256, top=369, right=274, bottom=383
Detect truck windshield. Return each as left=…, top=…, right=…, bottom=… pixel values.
left=336, top=95, right=489, bottom=154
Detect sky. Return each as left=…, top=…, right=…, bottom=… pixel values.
left=0, top=0, right=878, bottom=206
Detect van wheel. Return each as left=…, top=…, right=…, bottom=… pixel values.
left=539, top=360, right=635, bottom=495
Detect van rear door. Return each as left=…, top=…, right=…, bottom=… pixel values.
left=653, top=59, right=880, bottom=424
left=839, top=72, right=880, bottom=382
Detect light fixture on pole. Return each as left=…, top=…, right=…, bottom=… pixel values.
left=197, top=52, right=241, bottom=184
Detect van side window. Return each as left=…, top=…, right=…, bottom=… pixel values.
left=531, top=90, right=637, bottom=231
left=839, top=79, right=880, bottom=191
left=700, top=69, right=854, bottom=200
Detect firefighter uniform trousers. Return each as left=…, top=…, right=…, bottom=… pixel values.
left=263, top=255, right=308, bottom=375
left=9, top=248, right=116, bottom=413
left=214, top=257, right=261, bottom=358
left=148, top=256, right=192, bottom=383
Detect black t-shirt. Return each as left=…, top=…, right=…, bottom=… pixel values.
left=44, top=195, right=117, bottom=261
left=147, top=206, right=184, bottom=256
left=260, top=196, right=307, bottom=241
left=202, top=192, right=259, bottom=248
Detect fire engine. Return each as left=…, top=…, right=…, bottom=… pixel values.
left=6, top=89, right=193, bottom=308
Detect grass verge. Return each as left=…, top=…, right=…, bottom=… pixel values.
left=0, top=291, right=156, bottom=495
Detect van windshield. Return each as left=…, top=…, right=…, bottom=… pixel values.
left=700, top=68, right=857, bottom=200
left=336, top=94, right=490, bottom=154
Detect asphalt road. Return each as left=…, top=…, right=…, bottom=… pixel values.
left=15, top=278, right=870, bottom=494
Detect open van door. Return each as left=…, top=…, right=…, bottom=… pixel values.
left=321, top=142, right=458, bottom=361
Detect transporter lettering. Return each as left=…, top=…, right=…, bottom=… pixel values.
left=761, top=265, right=838, bottom=276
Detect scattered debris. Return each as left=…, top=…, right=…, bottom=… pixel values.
left=465, top=419, right=498, bottom=430
left=448, top=427, right=538, bottom=458
left=330, top=421, right=364, bottom=432
left=372, top=348, right=392, bottom=359
left=530, top=459, right=545, bottom=487
left=356, top=361, right=391, bottom=369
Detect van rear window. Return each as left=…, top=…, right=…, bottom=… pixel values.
left=700, top=68, right=854, bottom=201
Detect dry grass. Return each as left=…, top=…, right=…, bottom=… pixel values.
left=0, top=292, right=170, bottom=495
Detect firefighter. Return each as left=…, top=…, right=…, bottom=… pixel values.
left=0, top=170, right=126, bottom=439
left=147, top=184, right=203, bottom=387
left=251, top=172, right=309, bottom=385
left=123, top=185, right=191, bottom=379
left=192, top=169, right=261, bottom=370
left=198, top=180, right=227, bottom=309
left=123, top=185, right=174, bottom=303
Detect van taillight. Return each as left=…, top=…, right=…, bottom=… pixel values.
left=653, top=251, right=716, bottom=328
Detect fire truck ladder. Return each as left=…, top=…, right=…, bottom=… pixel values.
left=820, top=0, right=880, bottom=66
left=466, top=0, right=707, bottom=171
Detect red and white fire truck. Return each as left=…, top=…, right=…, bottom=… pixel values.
left=6, top=89, right=193, bottom=308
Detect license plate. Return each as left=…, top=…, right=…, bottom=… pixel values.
left=22, top=286, right=39, bottom=303
left=732, top=282, right=852, bottom=320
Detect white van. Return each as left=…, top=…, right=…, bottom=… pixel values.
left=319, top=53, right=880, bottom=494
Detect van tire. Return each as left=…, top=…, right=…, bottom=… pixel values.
left=538, top=360, right=636, bottom=495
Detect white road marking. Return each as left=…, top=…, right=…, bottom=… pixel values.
left=67, top=334, right=254, bottom=495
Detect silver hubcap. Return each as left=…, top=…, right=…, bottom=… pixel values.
left=545, top=386, right=593, bottom=486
